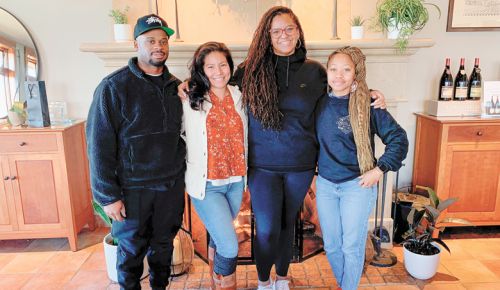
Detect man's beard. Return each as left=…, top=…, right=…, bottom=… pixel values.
left=149, top=59, right=166, bottom=67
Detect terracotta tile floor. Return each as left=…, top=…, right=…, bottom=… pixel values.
left=1, top=227, right=500, bottom=289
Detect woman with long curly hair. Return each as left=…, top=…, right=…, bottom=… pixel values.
left=231, top=7, right=388, bottom=290
left=183, top=42, right=247, bottom=290
left=315, top=46, right=408, bottom=290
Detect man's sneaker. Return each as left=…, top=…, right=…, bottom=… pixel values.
left=274, top=279, right=290, bottom=290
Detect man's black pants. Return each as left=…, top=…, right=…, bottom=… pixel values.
left=112, top=178, right=185, bottom=290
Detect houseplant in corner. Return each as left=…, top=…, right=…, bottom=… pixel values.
left=109, top=6, right=131, bottom=42
left=401, top=185, right=473, bottom=279
left=375, top=0, right=440, bottom=52
left=350, top=16, right=365, bottom=39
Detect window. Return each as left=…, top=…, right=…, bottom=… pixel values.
left=0, top=44, right=16, bottom=118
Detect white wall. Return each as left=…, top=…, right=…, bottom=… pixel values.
left=2, top=0, right=499, bottom=187
left=0, top=0, right=111, bottom=119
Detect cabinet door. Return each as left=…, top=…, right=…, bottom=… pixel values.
left=442, top=143, right=500, bottom=224
left=0, top=157, right=17, bottom=232
left=8, top=154, right=65, bottom=231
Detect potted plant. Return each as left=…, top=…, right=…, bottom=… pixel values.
left=350, top=16, right=365, bottom=40
left=109, top=6, right=131, bottom=42
left=401, top=185, right=473, bottom=280
left=376, top=0, right=440, bottom=52
left=92, top=201, right=148, bottom=282
left=7, top=101, right=27, bottom=126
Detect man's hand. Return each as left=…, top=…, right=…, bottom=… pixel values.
left=178, top=81, right=189, bottom=101
left=370, top=90, right=387, bottom=109
left=358, top=167, right=384, bottom=188
left=103, top=200, right=126, bottom=222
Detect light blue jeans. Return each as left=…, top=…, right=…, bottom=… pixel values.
left=191, top=180, right=244, bottom=275
left=316, top=175, right=377, bottom=290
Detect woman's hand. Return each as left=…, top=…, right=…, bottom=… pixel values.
left=358, top=167, right=384, bottom=188
left=370, top=90, right=386, bottom=109
left=178, top=81, right=189, bottom=101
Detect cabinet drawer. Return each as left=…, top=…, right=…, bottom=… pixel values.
left=448, top=125, right=500, bottom=143
left=0, top=134, right=59, bottom=152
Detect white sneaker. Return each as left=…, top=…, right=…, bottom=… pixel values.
left=273, top=279, right=290, bottom=290
left=257, top=279, right=274, bottom=290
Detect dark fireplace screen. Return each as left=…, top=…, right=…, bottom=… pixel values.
left=184, top=177, right=324, bottom=264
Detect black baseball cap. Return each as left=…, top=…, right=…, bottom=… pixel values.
left=134, top=14, right=175, bottom=39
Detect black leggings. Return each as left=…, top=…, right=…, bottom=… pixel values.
left=248, top=167, right=315, bottom=281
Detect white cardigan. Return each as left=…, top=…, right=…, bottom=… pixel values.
left=182, top=85, right=248, bottom=200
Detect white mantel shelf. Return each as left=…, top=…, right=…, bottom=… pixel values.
left=81, top=38, right=434, bottom=67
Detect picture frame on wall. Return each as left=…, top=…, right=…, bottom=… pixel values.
left=447, top=0, right=500, bottom=31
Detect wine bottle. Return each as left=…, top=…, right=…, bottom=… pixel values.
left=454, top=58, right=468, bottom=101
left=438, top=58, right=453, bottom=101
left=468, top=58, right=482, bottom=100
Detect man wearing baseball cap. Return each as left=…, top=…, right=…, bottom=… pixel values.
left=87, top=14, right=185, bottom=290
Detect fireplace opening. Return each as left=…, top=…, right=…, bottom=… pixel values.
left=184, top=177, right=324, bottom=264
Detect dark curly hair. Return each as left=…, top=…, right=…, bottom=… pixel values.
left=188, top=41, right=234, bottom=110
left=241, top=6, right=306, bottom=130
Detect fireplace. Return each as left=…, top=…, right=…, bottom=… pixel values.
left=184, top=176, right=324, bottom=264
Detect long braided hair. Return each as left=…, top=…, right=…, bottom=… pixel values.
left=327, top=46, right=374, bottom=174
left=241, top=6, right=306, bottom=130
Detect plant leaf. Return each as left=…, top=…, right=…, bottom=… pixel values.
left=437, top=197, right=458, bottom=211
left=439, top=217, right=475, bottom=226
left=92, top=200, right=113, bottom=227
left=424, top=204, right=440, bottom=221
left=432, top=238, right=451, bottom=253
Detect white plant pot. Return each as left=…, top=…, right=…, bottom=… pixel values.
left=387, top=18, right=400, bottom=39
left=103, top=233, right=148, bottom=282
left=403, top=243, right=440, bottom=280
left=113, top=24, right=132, bottom=42
left=351, top=26, right=364, bottom=40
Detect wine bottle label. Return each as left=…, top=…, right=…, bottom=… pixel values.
left=455, top=87, right=467, bottom=99
left=441, top=87, right=453, bottom=99
left=470, top=87, right=481, bottom=99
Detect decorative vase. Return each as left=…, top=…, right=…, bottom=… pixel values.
left=113, top=24, right=132, bottom=42
left=403, top=242, right=440, bottom=280
left=7, top=111, right=25, bottom=126
left=351, top=26, right=364, bottom=40
left=387, top=18, right=400, bottom=39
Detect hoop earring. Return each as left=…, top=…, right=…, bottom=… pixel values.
left=296, top=38, right=302, bottom=49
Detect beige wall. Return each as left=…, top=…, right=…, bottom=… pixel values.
left=2, top=0, right=499, bottom=186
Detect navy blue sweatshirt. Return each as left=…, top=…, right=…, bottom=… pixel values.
left=233, top=48, right=327, bottom=171
left=316, top=94, right=408, bottom=183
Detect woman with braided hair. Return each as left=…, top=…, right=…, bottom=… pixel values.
left=315, top=46, right=408, bottom=290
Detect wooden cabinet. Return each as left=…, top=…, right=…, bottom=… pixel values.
left=0, top=121, right=94, bottom=250
left=413, top=113, right=500, bottom=225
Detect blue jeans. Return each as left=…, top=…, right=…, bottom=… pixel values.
left=191, top=180, right=244, bottom=275
left=316, top=175, right=377, bottom=290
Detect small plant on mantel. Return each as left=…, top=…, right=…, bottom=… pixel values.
left=376, top=0, right=440, bottom=52
left=402, top=185, right=473, bottom=255
left=350, top=16, right=366, bottom=27
left=108, top=6, right=130, bottom=24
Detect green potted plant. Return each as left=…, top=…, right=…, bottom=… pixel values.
left=376, top=0, right=440, bottom=52
left=402, top=185, right=473, bottom=279
left=350, top=16, right=366, bottom=39
left=7, top=101, right=27, bottom=126
left=108, top=6, right=131, bottom=42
